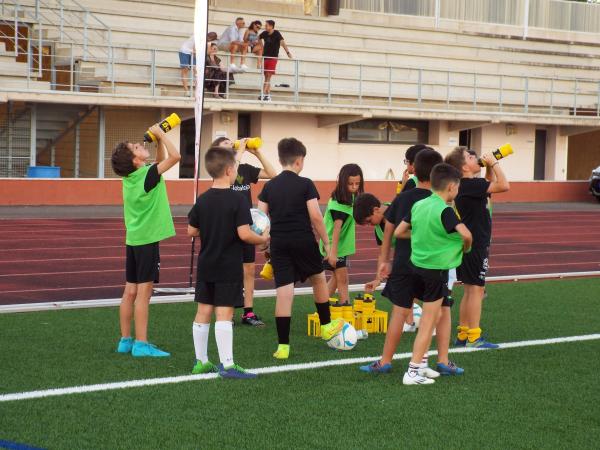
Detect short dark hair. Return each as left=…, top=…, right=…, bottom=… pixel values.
left=332, top=163, right=364, bottom=205
left=405, top=144, right=429, bottom=164
left=353, top=193, right=381, bottom=225
left=207, top=32, right=217, bottom=41
left=205, top=146, right=236, bottom=178
left=211, top=136, right=230, bottom=147
left=111, top=142, right=136, bottom=177
left=444, top=146, right=468, bottom=171
left=236, top=17, right=244, bottom=22
left=266, top=19, right=275, bottom=27
left=414, top=148, right=443, bottom=182
left=278, top=137, right=306, bottom=166
left=430, top=163, right=461, bottom=192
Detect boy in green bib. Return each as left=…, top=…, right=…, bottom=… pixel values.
left=111, top=124, right=179, bottom=358
left=395, top=163, right=472, bottom=385
left=320, top=164, right=364, bottom=305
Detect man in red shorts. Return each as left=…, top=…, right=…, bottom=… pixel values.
left=259, top=20, right=292, bottom=101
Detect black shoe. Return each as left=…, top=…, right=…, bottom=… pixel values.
left=241, top=312, right=265, bottom=327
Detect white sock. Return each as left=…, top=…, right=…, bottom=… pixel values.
left=419, top=352, right=429, bottom=368
left=215, top=320, right=234, bottom=369
left=192, top=322, right=210, bottom=364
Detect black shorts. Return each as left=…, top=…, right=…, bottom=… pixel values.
left=242, top=243, right=256, bottom=264
left=411, top=265, right=449, bottom=302
left=125, top=242, right=160, bottom=284
left=458, top=246, right=489, bottom=287
left=322, top=256, right=348, bottom=271
left=382, top=273, right=415, bottom=309
left=270, top=237, right=323, bottom=288
left=195, top=280, right=244, bottom=307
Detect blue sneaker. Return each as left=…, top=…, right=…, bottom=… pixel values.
left=437, top=361, right=465, bottom=376
left=116, top=337, right=134, bottom=353
left=359, top=361, right=392, bottom=374
left=466, top=338, right=499, bottom=349
left=131, top=341, right=170, bottom=357
left=219, top=364, right=257, bottom=379
left=454, top=337, right=467, bottom=347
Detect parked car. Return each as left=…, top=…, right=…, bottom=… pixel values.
left=590, top=165, right=600, bottom=202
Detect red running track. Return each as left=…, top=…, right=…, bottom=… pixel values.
left=1, top=211, right=600, bottom=305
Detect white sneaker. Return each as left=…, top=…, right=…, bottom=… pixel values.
left=240, top=64, right=248, bottom=72
left=403, top=322, right=417, bottom=333
left=230, top=63, right=238, bottom=72
left=403, top=370, right=435, bottom=385
left=418, top=365, right=440, bottom=379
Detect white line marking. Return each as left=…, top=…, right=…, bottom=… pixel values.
left=1, top=333, right=598, bottom=403
left=2, top=272, right=600, bottom=313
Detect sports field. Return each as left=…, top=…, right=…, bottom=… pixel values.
left=1, top=277, right=599, bottom=449
left=1, top=207, right=600, bottom=305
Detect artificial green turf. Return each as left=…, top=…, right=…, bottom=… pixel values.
left=0, top=278, right=599, bottom=449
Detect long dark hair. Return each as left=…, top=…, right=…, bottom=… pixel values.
left=331, top=163, right=364, bottom=205
left=249, top=20, right=262, bottom=32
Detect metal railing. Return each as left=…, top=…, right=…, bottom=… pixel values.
left=341, top=0, right=600, bottom=36
left=0, top=0, right=113, bottom=79
left=1, top=37, right=600, bottom=119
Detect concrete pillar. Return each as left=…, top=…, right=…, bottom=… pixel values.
left=545, top=126, right=568, bottom=180
left=97, top=106, right=105, bottom=178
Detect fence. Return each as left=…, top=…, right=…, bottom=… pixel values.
left=341, top=0, right=600, bottom=35
left=1, top=36, right=599, bottom=119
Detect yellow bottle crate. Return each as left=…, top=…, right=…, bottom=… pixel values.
left=307, top=303, right=387, bottom=337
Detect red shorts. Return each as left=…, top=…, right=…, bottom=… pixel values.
left=264, top=57, right=278, bottom=74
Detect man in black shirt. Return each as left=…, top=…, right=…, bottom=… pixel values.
left=187, top=147, right=269, bottom=378
left=258, top=137, right=343, bottom=359
left=213, top=136, right=277, bottom=327
left=258, top=20, right=292, bottom=101
left=445, top=146, right=510, bottom=349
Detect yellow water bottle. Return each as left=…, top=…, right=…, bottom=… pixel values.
left=260, top=261, right=273, bottom=280
left=234, top=137, right=263, bottom=150
left=144, top=113, right=181, bottom=143
left=478, top=143, right=513, bottom=167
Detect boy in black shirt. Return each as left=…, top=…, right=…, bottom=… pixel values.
left=213, top=136, right=277, bottom=327
left=361, top=149, right=465, bottom=376
left=258, top=138, right=344, bottom=359
left=445, top=146, right=510, bottom=348
left=397, top=144, right=430, bottom=193
left=188, top=147, right=269, bottom=379
left=258, top=20, right=292, bottom=101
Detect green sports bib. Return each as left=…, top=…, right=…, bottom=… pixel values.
left=320, top=197, right=355, bottom=257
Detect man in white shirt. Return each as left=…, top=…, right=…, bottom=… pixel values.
left=217, top=17, right=249, bottom=72
left=179, top=35, right=195, bottom=95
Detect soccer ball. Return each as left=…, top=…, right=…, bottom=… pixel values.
left=250, top=208, right=270, bottom=235
left=413, top=303, right=422, bottom=328
left=326, top=322, right=358, bottom=351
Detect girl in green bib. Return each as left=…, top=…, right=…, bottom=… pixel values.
left=320, top=164, right=364, bottom=305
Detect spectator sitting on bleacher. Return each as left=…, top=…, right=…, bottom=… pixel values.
left=179, top=35, right=195, bottom=95
left=205, top=43, right=234, bottom=99
left=207, top=31, right=218, bottom=51
left=244, top=20, right=264, bottom=69
left=217, top=17, right=249, bottom=72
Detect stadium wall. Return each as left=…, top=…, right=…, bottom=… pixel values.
left=0, top=179, right=591, bottom=206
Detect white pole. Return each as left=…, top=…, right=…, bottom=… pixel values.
left=193, top=0, right=208, bottom=201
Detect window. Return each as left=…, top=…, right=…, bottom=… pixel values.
left=339, top=119, right=428, bottom=144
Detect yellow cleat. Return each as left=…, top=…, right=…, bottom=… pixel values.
left=273, top=344, right=290, bottom=359
left=320, top=318, right=344, bottom=341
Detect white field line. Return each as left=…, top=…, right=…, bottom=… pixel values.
left=2, top=272, right=600, bottom=314
left=1, top=333, right=598, bottom=403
